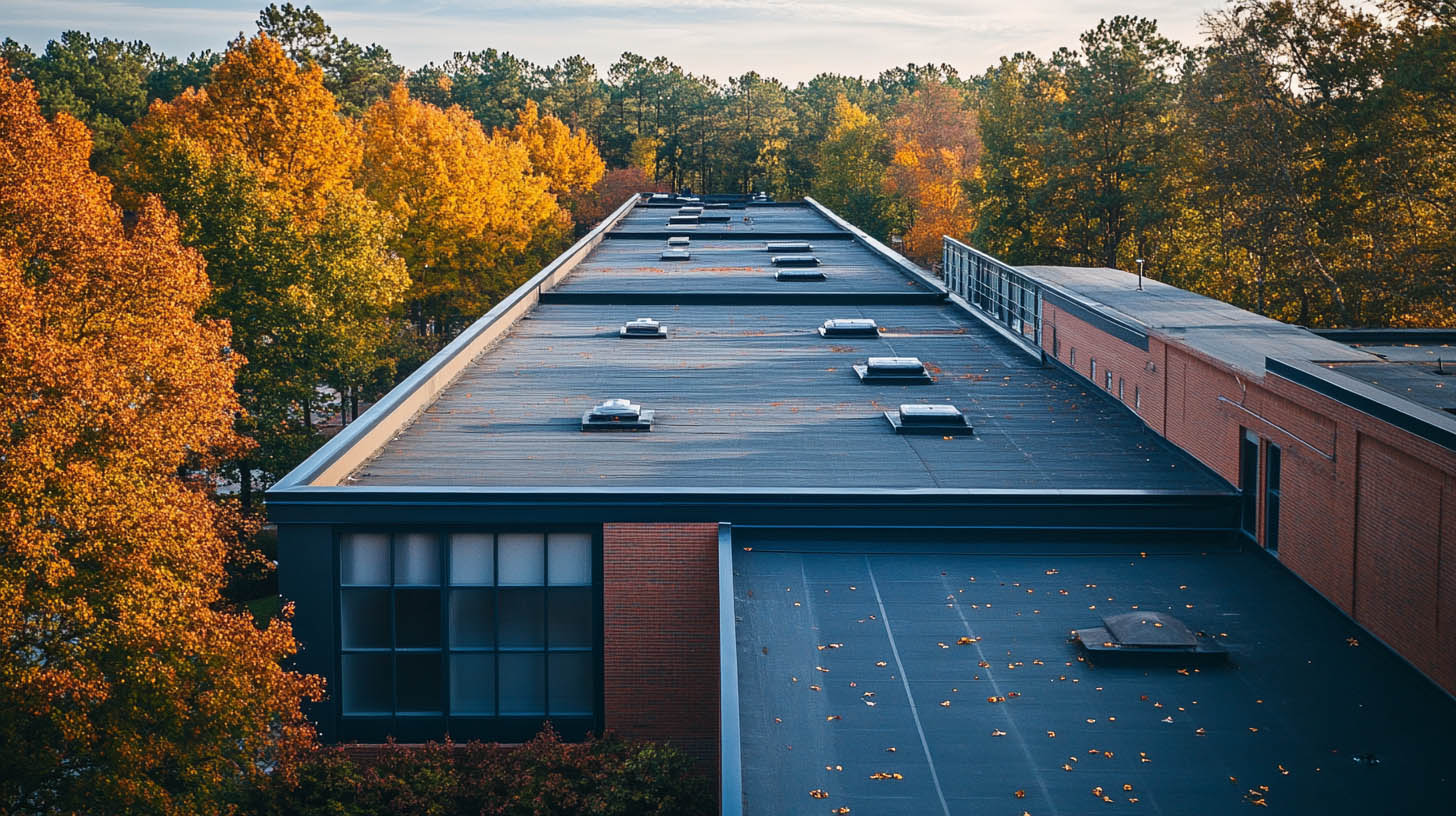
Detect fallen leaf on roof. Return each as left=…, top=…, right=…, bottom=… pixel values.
left=868, top=772, right=904, bottom=780
left=864, top=700, right=876, bottom=707
left=1249, top=727, right=1259, bottom=733
left=1176, top=668, right=1190, bottom=676
left=1195, top=728, right=1207, bottom=735
left=992, top=729, right=1007, bottom=737
left=1346, top=637, right=1360, bottom=646
left=1140, top=752, right=1151, bottom=763
left=809, top=789, right=829, bottom=799
left=957, top=636, right=978, bottom=645
left=1161, top=716, right=1174, bottom=724
left=849, top=585, right=856, bottom=590
left=794, top=602, right=801, bottom=607
left=832, top=808, right=850, bottom=815
left=1278, top=764, right=1288, bottom=775
left=885, top=747, right=896, bottom=752
left=1092, top=786, right=1104, bottom=798
left=774, top=717, right=782, bottom=723
left=938, top=642, right=949, bottom=648
left=1046, top=569, right=1060, bottom=575
left=826, top=715, right=840, bottom=721
left=1047, top=731, right=1057, bottom=738
left=816, top=666, right=830, bottom=673
left=1015, top=789, right=1026, bottom=798
left=987, top=696, right=1004, bottom=703
left=809, top=685, right=821, bottom=692
left=875, top=661, right=888, bottom=667
left=1062, top=764, right=1074, bottom=772
left=1123, top=784, right=1133, bottom=791
left=941, top=700, right=952, bottom=707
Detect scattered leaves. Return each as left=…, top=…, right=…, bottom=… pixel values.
left=809, top=789, right=829, bottom=799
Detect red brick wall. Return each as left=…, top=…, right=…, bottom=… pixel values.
left=1040, top=302, right=1456, bottom=696
left=602, top=523, right=720, bottom=768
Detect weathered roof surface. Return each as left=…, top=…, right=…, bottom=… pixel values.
left=614, top=203, right=842, bottom=235
left=733, top=541, right=1456, bottom=816
left=1019, top=266, right=1375, bottom=375
left=349, top=206, right=1226, bottom=492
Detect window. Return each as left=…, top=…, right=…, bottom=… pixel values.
left=1069, top=348, right=1077, bottom=367
left=338, top=530, right=597, bottom=730
left=1239, top=430, right=1259, bottom=538
left=1264, top=445, right=1281, bottom=554
left=1105, top=371, right=1113, bottom=390
left=1134, top=386, right=1141, bottom=410
left=1118, top=378, right=1125, bottom=401
left=1090, top=358, right=1097, bottom=380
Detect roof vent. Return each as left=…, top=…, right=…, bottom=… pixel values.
left=819, top=318, right=879, bottom=337
left=854, top=356, right=933, bottom=384
left=649, top=193, right=672, bottom=201
left=1072, top=611, right=1227, bottom=656
left=772, top=254, right=821, bottom=268
left=581, top=398, right=655, bottom=431
left=619, top=317, right=666, bottom=339
left=660, top=248, right=690, bottom=261
left=766, top=241, right=812, bottom=253
left=678, top=205, right=704, bottom=215
left=705, top=202, right=730, bottom=209
left=666, top=236, right=690, bottom=247
left=885, top=403, right=971, bottom=435
left=775, top=268, right=826, bottom=282
left=668, top=215, right=699, bottom=226
left=698, top=212, right=732, bottom=224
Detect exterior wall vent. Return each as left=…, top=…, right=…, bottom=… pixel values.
left=775, top=268, right=826, bottom=281
left=660, top=248, right=690, bottom=261
left=667, top=215, right=699, bottom=226
left=772, top=254, right=821, bottom=268
left=766, top=241, right=812, bottom=253
left=619, top=317, right=667, bottom=339
left=854, top=356, right=934, bottom=384
left=885, top=403, right=971, bottom=435
left=697, top=212, right=732, bottom=224
left=1072, top=611, right=1227, bottom=656
left=666, top=236, right=690, bottom=247
left=581, top=398, right=654, bottom=431
left=819, top=318, right=879, bottom=337
left=678, top=205, right=703, bottom=215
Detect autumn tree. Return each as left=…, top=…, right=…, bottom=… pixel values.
left=0, top=67, right=321, bottom=815
left=255, top=3, right=403, bottom=115
left=126, top=33, right=408, bottom=499
left=883, top=82, right=981, bottom=264
left=501, top=99, right=606, bottom=200
left=359, top=84, right=565, bottom=331
left=811, top=96, right=893, bottom=237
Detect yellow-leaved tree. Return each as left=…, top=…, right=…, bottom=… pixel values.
left=358, top=84, right=569, bottom=332
left=501, top=99, right=606, bottom=199
left=0, top=66, right=322, bottom=815
left=884, top=82, right=981, bottom=265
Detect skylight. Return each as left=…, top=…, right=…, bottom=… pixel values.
left=771, top=254, right=821, bottom=267
left=581, top=398, right=655, bottom=432
left=884, top=403, right=972, bottom=435
left=819, top=318, right=879, bottom=337
left=660, top=248, right=690, bottom=261
left=854, top=356, right=934, bottom=384
left=619, top=317, right=667, bottom=339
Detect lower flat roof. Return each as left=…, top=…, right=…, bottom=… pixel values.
left=733, top=540, right=1456, bottom=815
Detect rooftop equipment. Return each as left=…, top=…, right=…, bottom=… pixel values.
left=854, top=356, right=934, bottom=384
left=668, top=215, right=699, bottom=225
left=766, top=241, right=812, bottom=253
left=660, top=248, right=690, bottom=261
left=648, top=193, right=672, bottom=201
left=666, top=236, right=690, bottom=247
left=698, top=212, right=732, bottom=224
left=772, top=254, right=821, bottom=267
left=581, top=398, right=654, bottom=431
left=705, top=202, right=730, bottom=209
left=819, top=318, right=879, bottom=337
left=619, top=317, right=667, bottom=339
left=1072, top=611, right=1228, bottom=657
left=678, top=206, right=704, bottom=215
left=885, top=403, right=972, bottom=435
left=775, top=268, right=827, bottom=282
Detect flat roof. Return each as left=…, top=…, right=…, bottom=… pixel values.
left=1019, top=266, right=1376, bottom=375
left=345, top=204, right=1225, bottom=492
left=733, top=541, right=1456, bottom=815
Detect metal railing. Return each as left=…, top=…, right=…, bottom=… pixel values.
left=942, top=237, right=1043, bottom=354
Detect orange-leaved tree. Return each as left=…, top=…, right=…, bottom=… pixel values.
left=0, top=67, right=322, bottom=815
left=500, top=99, right=606, bottom=200
left=359, top=83, right=567, bottom=332
left=125, top=33, right=407, bottom=499
left=884, top=82, right=982, bottom=265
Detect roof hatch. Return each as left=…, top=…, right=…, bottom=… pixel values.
left=660, top=248, right=690, bottom=261
left=819, top=318, right=879, bottom=337
left=666, top=236, right=690, bottom=247
left=775, top=268, right=827, bottom=282
left=885, top=403, right=972, bottom=435
left=766, top=241, right=812, bottom=253
left=772, top=254, right=821, bottom=267
left=619, top=317, right=667, bottom=339
left=667, top=215, right=699, bottom=225
left=678, top=205, right=703, bottom=215
left=854, top=356, right=934, bottom=384
left=581, top=398, right=655, bottom=432
left=1072, top=611, right=1228, bottom=657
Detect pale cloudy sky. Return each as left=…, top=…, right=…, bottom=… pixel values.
left=5, top=0, right=1226, bottom=83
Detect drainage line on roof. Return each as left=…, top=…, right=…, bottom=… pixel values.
left=865, top=557, right=951, bottom=816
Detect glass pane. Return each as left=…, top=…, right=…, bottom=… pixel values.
left=341, top=653, right=392, bottom=715
left=450, top=533, right=494, bottom=586
left=450, top=588, right=495, bottom=648
left=548, top=652, right=594, bottom=716
left=396, top=653, right=442, bottom=714
left=340, top=589, right=390, bottom=649
left=394, top=533, right=440, bottom=585
left=395, top=589, right=440, bottom=648
left=450, top=653, right=496, bottom=715
left=497, top=533, right=545, bottom=585
left=340, top=533, right=389, bottom=585
left=548, top=588, right=593, bottom=648
left=547, top=533, right=592, bottom=586
left=498, top=588, right=544, bottom=648
left=498, top=653, right=545, bottom=715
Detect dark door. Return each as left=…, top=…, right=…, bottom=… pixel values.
left=1240, top=429, right=1259, bottom=539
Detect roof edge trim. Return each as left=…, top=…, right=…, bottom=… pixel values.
left=803, top=196, right=946, bottom=292
left=268, top=194, right=642, bottom=492
left=1267, top=356, right=1456, bottom=453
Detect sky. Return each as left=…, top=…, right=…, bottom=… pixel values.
left=5, top=0, right=1227, bottom=83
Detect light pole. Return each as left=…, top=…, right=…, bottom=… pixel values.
left=1136, top=258, right=1145, bottom=291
